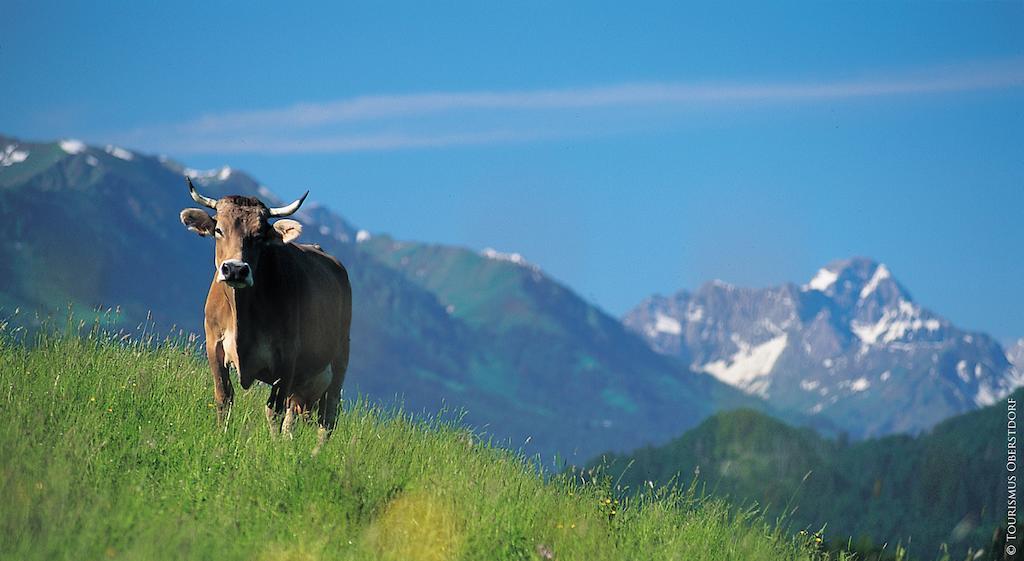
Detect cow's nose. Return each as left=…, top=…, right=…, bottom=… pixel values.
left=219, top=260, right=251, bottom=284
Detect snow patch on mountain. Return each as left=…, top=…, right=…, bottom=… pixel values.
left=699, top=334, right=788, bottom=397
left=859, top=263, right=891, bottom=299
left=1, top=144, right=28, bottom=166
left=804, top=268, right=838, bottom=292
left=850, top=299, right=941, bottom=345
left=59, top=139, right=86, bottom=154
left=105, top=145, right=134, bottom=161
left=956, top=360, right=971, bottom=383
left=848, top=377, right=871, bottom=392
left=356, top=230, right=372, bottom=243
left=481, top=248, right=540, bottom=271
left=1008, top=339, right=1024, bottom=369
left=481, top=247, right=526, bottom=264
left=976, top=383, right=998, bottom=407
left=184, top=166, right=232, bottom=182
left=650, top=313, right=682, bottom=336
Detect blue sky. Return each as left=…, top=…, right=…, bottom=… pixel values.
left=3, top=1, right=1023, bottom=338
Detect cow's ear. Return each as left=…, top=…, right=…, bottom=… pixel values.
left=180, top=209, right=216, bottom=237
left=273, top=219, right=302, bottom=243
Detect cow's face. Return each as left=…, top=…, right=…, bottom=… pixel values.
left=180, top=180, right=306, bottom=289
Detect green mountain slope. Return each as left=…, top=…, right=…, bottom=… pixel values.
left=359, top=236, right=776, bottom=457
left=591, top=392, right=1016, bottom=558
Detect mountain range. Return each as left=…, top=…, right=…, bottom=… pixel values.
left=2, top=133, right=1020, bottom=461
left=624, top=258, right=1024, bottom=437
left=0, top=134, right=766, bottom=461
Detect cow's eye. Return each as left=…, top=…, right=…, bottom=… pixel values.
left=214, top=227, right=223, bottom=237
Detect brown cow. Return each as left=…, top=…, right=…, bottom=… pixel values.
left=180, top=177, right=351, bottom=449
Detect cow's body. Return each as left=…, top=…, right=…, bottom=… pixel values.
left=180, top=183, right=351, bottom=445
left=205, top=242, right=351, bottom=431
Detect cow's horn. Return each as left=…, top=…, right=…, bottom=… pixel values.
left=268, top=191, right=309, bottom=217
left=186, top=177, right=218, bottom=209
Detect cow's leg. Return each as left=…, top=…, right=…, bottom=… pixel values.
left=206, top=340, right=233, bottom=424
left=265, top=383, right=285, bottom=437
left=281, top=399, right=298, bottom=439
left=314, top=339, right=350, bottom=453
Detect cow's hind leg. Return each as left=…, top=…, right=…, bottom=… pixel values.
left=265, top=383, right=285, bottom=437
left=314, top=341, right=350, bottom=454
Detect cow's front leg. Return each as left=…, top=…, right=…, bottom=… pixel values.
left=265, top=383, right=285, bottom=437
left=281, top=398, right=298, bottom=439
left=206, top=341, right=233, bottom=424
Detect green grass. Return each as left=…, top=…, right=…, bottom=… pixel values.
left=0, top=323, right=847, bottom=561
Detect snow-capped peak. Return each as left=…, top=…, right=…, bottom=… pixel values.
left=624, top=255, right=1024, bottom=439
left=810, top=258, right=910, bottom=306
left=850, top=299, right=941, bottom=345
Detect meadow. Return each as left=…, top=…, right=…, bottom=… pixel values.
left=0, top=320, right=847, bottom=561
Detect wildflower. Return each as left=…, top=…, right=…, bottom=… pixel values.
left=89, top=397, right=96, bottom=402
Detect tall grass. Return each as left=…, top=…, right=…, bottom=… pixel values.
left=0, top=321, right=846, bottom=561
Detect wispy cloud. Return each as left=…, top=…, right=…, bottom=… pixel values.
left=111, top=58, right=1024, bottom=154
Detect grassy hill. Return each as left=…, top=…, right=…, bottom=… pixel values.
left=0, top=323, right=840, bottom=561
left=590, top=398, right=1015, bottom=560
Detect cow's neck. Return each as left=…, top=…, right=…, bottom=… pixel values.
left=223, top=248, right=281, bottom=337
